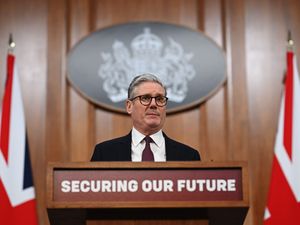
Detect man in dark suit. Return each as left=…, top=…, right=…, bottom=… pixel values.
left=91, top=74, right=200, bottom=162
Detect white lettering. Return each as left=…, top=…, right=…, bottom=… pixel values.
left=164, top=180, right=174, bottom=192
left=59, top=179, right=237, bottom=193
left=206, top=179, right=216, bottom=192
left=227, top=179, right=236, bottom=191
left=176, top=179, right=237, bottom=192
left=177, top=179, right=185, bottom=192
left=142, top=180, right=174, bottom=192
left=61, top=180, right=71, bottom=192
left=91, top=180, right=101, bottom=192
left=80, top=180, right=90, bottom=192
left=196, top=179, right=205, bottom=191
left=72, top=180, right=80, bottom=192
left=102, top=180, right=111, bottom=192
left=142, top=180, right=152, bottom=192
left=60, top=179, right=139, bottom=193
left=216, top=179, right=226, bottom=191
left=186, top=180, right=196, bottom=192
left=128, top=180, right=138, bottom=192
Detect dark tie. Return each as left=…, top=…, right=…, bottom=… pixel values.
left=142, top=136, right=154, bottom=161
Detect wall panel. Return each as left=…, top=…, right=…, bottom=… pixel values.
left=67, top=0, right=95, bottom=162
left=202, top=0, right=228, bottom=161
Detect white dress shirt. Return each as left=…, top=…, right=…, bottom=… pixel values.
left=131, top=127, right=166, bottom=162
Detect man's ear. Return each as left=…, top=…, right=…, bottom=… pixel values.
left=126, top=100, right=132, bottom=114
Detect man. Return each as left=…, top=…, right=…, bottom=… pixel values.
left=91, top=74, right=200, bottom=161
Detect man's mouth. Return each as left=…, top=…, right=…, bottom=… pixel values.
left=146, top=112, right=160, bottom=116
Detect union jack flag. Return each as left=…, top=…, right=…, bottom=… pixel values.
left=0, top=54, right=39, bottom=225
left=264, top=50, right=300, bottom=224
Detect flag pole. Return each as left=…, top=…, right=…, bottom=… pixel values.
left=283, top=31, right=294, bottom=84
left=287, top=30, right=294, bottom=51
left=3, top=34, right=16, bottom=97
left=287, top=30, right=300, bottom=81
left=8, top=33, right=16, bottom=53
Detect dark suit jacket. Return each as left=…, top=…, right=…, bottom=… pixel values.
left=91, top=132, right=200, bottom=161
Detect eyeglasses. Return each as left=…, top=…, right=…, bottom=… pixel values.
left=129, top=95, right=168, bottom=107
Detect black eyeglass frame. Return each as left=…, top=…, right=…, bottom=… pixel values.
left=129, top=95, right=168, bottom=107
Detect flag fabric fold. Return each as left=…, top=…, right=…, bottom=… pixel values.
left=264, top=50, right=300, bottom=224
left=0, top=54, right=39, bottom=225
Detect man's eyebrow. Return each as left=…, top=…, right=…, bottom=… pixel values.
left=140, top=94, right=165, bottom=96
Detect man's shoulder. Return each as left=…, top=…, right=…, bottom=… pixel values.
left=91, top=132, right=132, bottom=161
left=164, top=134, right=201, bottom=161
left=95, top=134, right=130, bottom=148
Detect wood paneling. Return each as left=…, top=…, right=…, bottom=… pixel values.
left=67, top=0, right=95, bottom=162
left=46, top=0, right=68, bottom=163
left=1, top=0, right=299, bottom=225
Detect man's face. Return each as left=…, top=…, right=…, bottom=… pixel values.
left=126, top=82, right=167, bottom=135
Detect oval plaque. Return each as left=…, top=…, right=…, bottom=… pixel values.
left=67, top=21, right=226, bottom=113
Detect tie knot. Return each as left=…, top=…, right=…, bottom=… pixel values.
left=144, top=136, right=153, bottom=144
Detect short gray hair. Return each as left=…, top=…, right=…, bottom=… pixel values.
left=127, top=74, right=167, bottom=99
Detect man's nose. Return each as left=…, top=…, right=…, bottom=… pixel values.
left=149, top=98, right=157, bottom=108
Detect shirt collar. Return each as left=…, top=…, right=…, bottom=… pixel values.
left=132, top=127, right=164, bottom=147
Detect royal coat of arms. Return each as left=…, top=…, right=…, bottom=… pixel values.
left=98, top=28, right=195, bottom=103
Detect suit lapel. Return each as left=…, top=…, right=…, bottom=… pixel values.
left=163, top=132, right=178, bottom=161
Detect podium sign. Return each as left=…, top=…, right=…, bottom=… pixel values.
left=47, top=162, right=249, bottom=225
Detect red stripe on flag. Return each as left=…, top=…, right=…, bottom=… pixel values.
left=0, top=54, right=14, bottom=162
left=283, top=52, right=293, bottom=159
left=0, top=181, right=39, bottom=225
left=264, top=157, right=300, bottom=225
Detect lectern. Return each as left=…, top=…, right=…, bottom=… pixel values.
left=47, top=162, right=249, bottom=225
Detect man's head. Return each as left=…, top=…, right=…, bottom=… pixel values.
left=126, top=74, right=168, bottom=135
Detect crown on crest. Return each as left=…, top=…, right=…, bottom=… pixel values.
left=131, top=28, right=163, bottom=58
